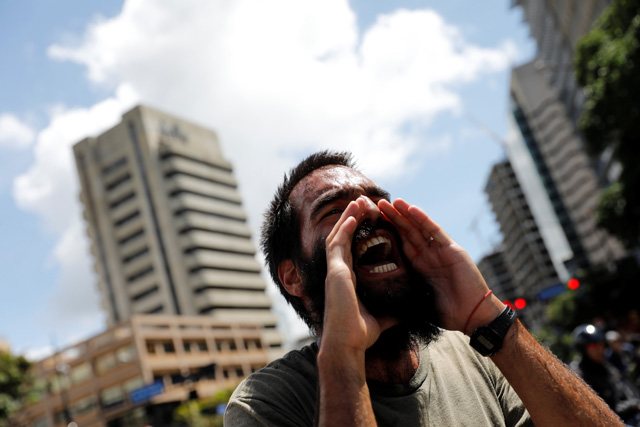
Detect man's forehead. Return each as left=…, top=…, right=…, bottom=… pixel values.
left=291, top=165, right=374, bottom=201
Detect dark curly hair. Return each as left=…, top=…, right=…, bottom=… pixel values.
left=261, top=150, right=355, bottom=328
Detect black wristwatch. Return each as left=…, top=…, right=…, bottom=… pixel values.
left=469, top=305, right=517, bottom=356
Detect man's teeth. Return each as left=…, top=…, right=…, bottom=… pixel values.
left=358, top=236, right=391, bottom=258
left=370, top=263, right=398, bottom=274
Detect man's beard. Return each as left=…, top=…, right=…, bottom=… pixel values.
left=296, top=220, right=442, bottom=358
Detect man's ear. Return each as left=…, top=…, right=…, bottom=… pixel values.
left=278, top=259, right=304, bottom=297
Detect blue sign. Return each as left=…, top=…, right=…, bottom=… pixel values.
left=130, top=381, right=165, bottom=404
left=537, top=282, right=565, bottom=301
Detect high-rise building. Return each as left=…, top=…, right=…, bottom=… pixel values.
left=477, top=249, right=516, bottom=301
left=485, top=160, right=560, bottom=329
left=73, top=105, right=281, bottom=352
left=512, top=0, right=611, bottom=128
left=509, top=62, right=624, bottom=271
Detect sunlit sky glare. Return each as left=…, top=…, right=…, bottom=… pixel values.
left=0, top=0, right=536, bottom=358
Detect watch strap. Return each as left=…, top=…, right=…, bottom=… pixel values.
left=469, top=305, right=517, bottom=356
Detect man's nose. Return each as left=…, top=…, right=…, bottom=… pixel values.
left=358, top=196, right=382, bottom=223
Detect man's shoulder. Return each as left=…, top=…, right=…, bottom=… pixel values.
left=226, top=341, right=319, bottom=425
left=237, top=340, right=319, bottom=391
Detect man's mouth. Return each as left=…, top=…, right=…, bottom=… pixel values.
left=355, top=234, right=399, bottom=274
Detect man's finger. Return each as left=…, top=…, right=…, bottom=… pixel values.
left=326, top=200, right=360, bottom=243
left=392, top=199, right=452, bottom=244
left=378, top=199, right=429, bottom=251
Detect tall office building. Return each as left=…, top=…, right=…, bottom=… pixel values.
left=485, top=160, right=559, bottom=329
left=477, top=249, right=516, bottom=302
left=512, top=0, right=611, bottom=128
left=509, top=62, right=624, bottom=271
left=73, top=105, right=281, bottom=352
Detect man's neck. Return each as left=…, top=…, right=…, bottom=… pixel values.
left=364, top=341, right=420, bottom=384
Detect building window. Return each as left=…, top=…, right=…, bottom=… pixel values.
left=123, top=377, right=144, bottom=395
left=132, top=285, right=158, bottom=301
left=118, top=228, right=145, bottom=245
left=102, top=157, right=128, bottom=175
left=116, top=345, right=136, bottom=364
left=163, top=342, right=175, bottom=354
left=109, top=191, right=136, bottom=209
left=114, top=209, right=141, bottom=227
left=49, top=375, right=68, bottom=393
left=126, top=265, right=154, bottom=282
left=96, top=353, right=117, bottom=374
left=72, top=396, right=97, bottom=415
left=122, top=247, right=149, bottom=264
left=244, top=339, right=262, bottom=350
left=171, top=373, right=184, bottom=384
left=70, top=362, right=92, bottom=384
left=146, top=305, right=164, bottom=314
left=146, top=341, right=157, bottom=354
left=105, top=172, right=132, bottom=191
left=100, top=385, right=125, bottom=409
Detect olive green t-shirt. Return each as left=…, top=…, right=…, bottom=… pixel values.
left=225, top=331, right=532, bottom=426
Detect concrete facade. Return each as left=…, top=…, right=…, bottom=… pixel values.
left=73, top=105, right=281, bottom=352
left=512, top=0, right=611, bottom=128
left=11, top=315, right=272, bottom=427
left=509, top=63, right=624, bottom=271
left=485, top=160, right=559, bottom=329
left=477, top=249, right=517, bottom=301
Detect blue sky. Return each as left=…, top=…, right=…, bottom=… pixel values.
left=0, top=0, right=535, bottom=358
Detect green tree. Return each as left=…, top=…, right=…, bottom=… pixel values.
left=173, top=385, right=237, bottom=427
left=0, top=349, right=31, bottom=423
left=574, top=0, right=640, bottom=248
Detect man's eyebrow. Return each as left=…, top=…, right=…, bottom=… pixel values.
left=309, top=185, right=391, bottom=221
left=366, top=185, right=391, bottom=202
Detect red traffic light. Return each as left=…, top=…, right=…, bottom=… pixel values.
left=514, top=298, right=527, bottom=310
left=567, top=278, right=580, bottom=290
left=503, top=300, right=515, bottom=309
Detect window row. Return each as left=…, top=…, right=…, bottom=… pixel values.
left=145, top=337, right=262, bottom=355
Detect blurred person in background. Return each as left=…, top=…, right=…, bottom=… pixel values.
left=607, top=330, right=636, bottom=378
left=572, top=324, right=640, bottom=425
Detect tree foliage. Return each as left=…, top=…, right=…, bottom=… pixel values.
left=0, top=349, right=31, bottom=423
left=173, top=385, right=237, bottom=427
left=574, top=0, right=640, bottom=247
left=540, top=256, right=640, bottom=363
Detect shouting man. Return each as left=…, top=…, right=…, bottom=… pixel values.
left=225, top=151, right=621, bottom=426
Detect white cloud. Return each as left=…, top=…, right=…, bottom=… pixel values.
left=47, top=217, right=105, bottom=330
left=12, top=85, right=138, bottom=233
left=0, top=113, right=35, bottom=150
left=11, top=87, right=138, bottom=344
left=23, top=345, right=54, bottom=362
left=20, top=0, right=517, bottom=342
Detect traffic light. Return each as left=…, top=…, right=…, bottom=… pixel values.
left=504, top=299, right=527, bottom=310
left=567, top=278, right=580, bottom=290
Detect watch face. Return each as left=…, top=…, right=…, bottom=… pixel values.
left=476, top=334, right=496, bottom=351
left=469, top=306, right=516, bottom=356
left=470, top=326, right=503, bottom=356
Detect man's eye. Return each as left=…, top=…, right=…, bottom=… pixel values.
left=323, top=209, right=342, bottom=219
